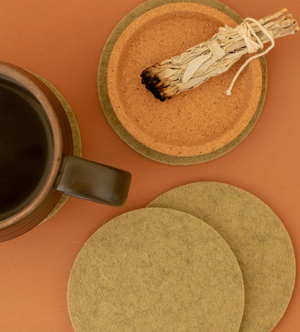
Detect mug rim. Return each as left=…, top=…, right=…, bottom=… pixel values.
left=0, top=62, right=63, bottom=229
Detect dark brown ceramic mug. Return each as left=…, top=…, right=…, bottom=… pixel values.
left=0, top=62, right=131, bottom=242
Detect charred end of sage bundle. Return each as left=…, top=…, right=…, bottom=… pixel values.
left=141, top=8, right=299, bottom=101
left=141, top=65, right=172, bottom=101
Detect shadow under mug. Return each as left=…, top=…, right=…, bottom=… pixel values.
left=0, top=62, right=131, bottom=242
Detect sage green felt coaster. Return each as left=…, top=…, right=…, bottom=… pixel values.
left=33, top=75, right=82, bottom=222
left=97, top=0, right=267, bottom=165
left=147, top=182, right=296, bottom=332
left=67, top=208, right=245, bottom=332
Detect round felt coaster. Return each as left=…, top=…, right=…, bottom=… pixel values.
left=33, top=75, right=82, bottom=222
left=67, top=208, right=245, bottom=332
left=98, top=0, right=267, bottom=165
left=147, top=182, right=296, bottom=332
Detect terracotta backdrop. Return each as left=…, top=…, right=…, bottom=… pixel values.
left=0, top=0, right=299, bottom=331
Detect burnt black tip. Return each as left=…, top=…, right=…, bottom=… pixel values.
left=141, top=71, right=168, bottom=102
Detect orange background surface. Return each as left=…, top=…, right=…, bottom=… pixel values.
left=0, top=0, right=299, bottom=331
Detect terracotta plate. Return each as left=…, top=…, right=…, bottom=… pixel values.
left=98, top=0, right=267, bottom=164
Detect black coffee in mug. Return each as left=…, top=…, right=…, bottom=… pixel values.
left=0, top=61, right=131, bottom=242
left=0, top=76, right=53, bottom=220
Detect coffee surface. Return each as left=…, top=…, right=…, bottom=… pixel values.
left=0, top=80, right=53, bottom=220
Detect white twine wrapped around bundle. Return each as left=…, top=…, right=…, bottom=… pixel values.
left=141, top=8, right=299, bottom=101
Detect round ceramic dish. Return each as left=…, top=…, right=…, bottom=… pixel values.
left=98, top=0, right=267, bottom=165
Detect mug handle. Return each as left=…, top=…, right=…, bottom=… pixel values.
left=55, top=155, right=131, bottom=207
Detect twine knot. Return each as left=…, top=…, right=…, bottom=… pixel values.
left=224, top=18, right=275, bottom=96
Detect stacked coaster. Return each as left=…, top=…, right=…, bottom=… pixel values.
left=98, top=0, right=267, bottom=165
left=32, top=75, right=82, bottom=222
left=67, top=182, right=295, bottom=332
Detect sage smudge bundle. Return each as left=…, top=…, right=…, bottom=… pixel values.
left=141, top=8, right=299, bottom=101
